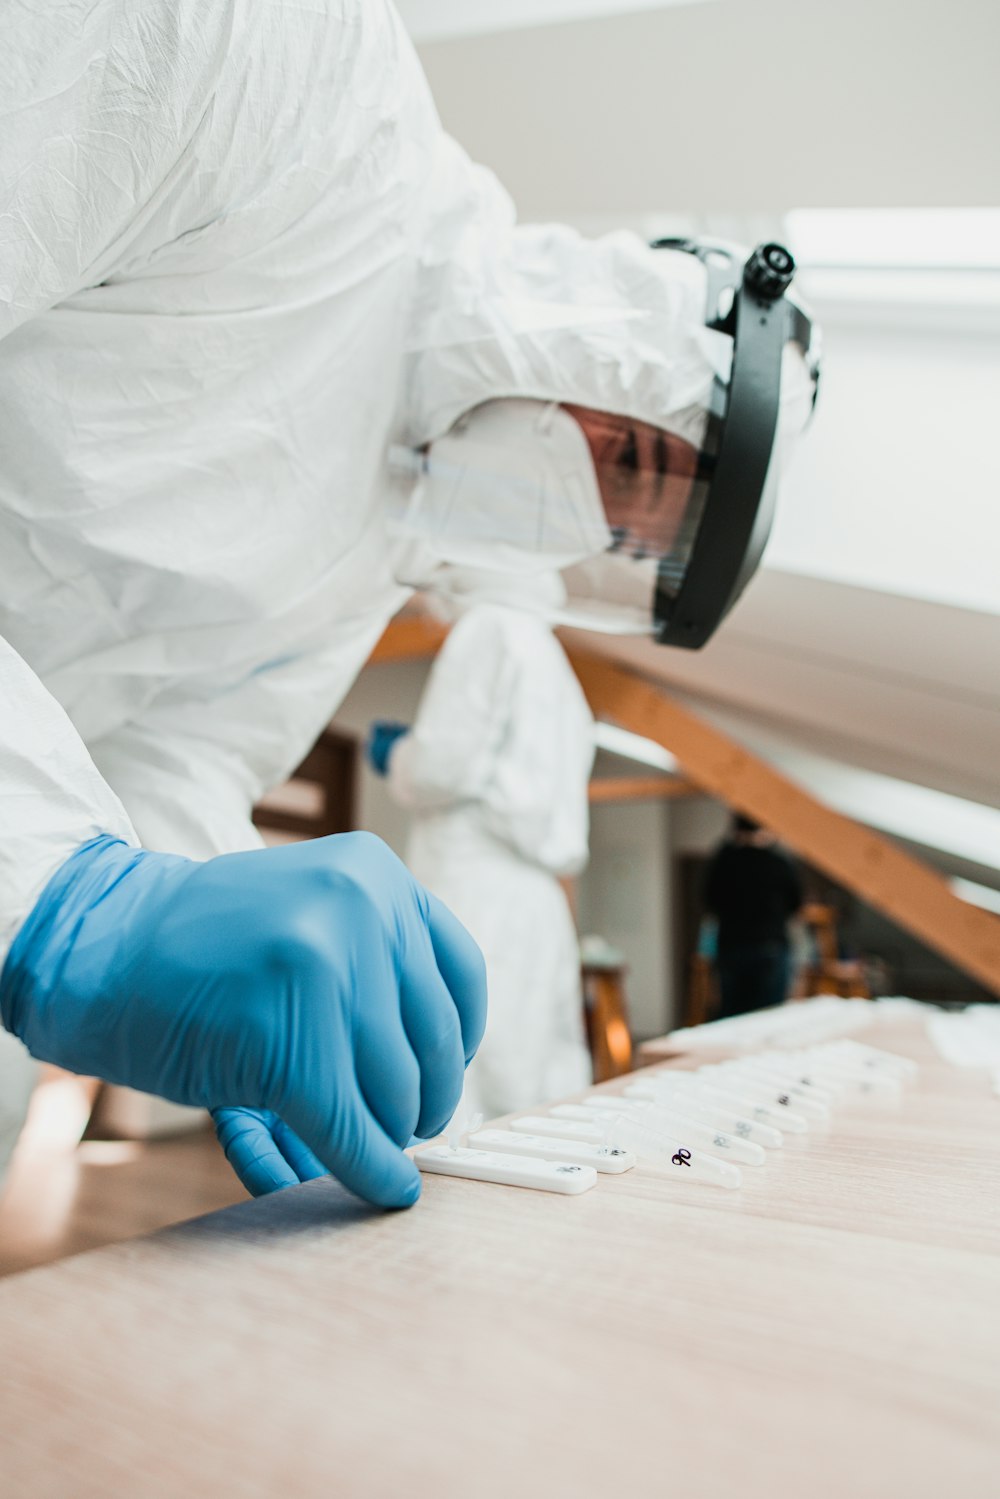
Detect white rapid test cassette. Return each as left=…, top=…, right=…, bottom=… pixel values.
left=509, top=1114, right=607, bottom=1143
left=415, top=1038, right=918, bottom=1198
left=413, top=1111, right=599, bottom=1194
left=469, top=1128, right=636, bottom=1174
left=620, top=1081, right=785, bottom=1148
left=658, top=1073, right=810, bottom=1132
left=535, top=1104, right=743, bottom=1189
left=550, top=1099, right=767, bottom=1166
left=698, top=1039, right=917, bottom=1117
left=607, top=1114, right=742, bottom=1188
left=413, top=1145, right=598, bottom=1194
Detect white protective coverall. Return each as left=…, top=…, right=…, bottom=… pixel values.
left=0, top=0, right=765, bottom=1161
left=387, top=603, right=595, bottom=1118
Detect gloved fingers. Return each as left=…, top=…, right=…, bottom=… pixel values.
left=353, top=1004, right=422, bottom=1146
left=270, top=1116, right=330, bottom=1183
left=399, top=955, right=466, bottom=1141
left=423, top=891, right=488, bottom=1064
left=288, top=1089, right=422, bottom=1210
left=212, top=1107, right=302, bottom=1196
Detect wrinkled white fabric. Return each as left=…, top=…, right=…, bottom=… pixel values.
left=417, top=564, right=570, bottom=625
left=0, top=639, right=138, bottom=957
left=0, top=0, right=773, bottom=973
left=391, top=399, right=611, bottom=573
left=388, top=605, right=595, bottom=1116
left=402, top=168, right=726, bottom=448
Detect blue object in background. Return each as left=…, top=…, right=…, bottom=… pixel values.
left=366, top=720, right=410, bottom=776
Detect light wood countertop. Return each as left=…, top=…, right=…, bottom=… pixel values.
left=1, top=1018, right=998, bottom=1497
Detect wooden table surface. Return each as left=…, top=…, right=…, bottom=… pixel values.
left=2, top=1018, right=998, bottom=1498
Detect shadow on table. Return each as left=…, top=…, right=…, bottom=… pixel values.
left=154, top=1173, right=381, bottom=1256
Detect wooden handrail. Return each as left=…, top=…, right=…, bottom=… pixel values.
left=367, top=614, right=449, bottom=664
left=364, top=616, right=1000, bottom=997
left=589, top=775, right=697, bottom=803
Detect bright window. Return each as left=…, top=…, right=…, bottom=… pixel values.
left=784, top=209, right=1000, bottom=272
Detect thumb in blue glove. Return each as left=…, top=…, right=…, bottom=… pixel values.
left=1, top=831, right=487, bottom=1207
left=366, top=720, right=409, bottom=777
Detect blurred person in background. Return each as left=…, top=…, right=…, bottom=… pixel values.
left=704, top=814, right=804, bottom=1019
left=368, top=573, right=594, bottom=1119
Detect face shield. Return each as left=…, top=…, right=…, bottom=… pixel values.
left=389, top=240, right=820, bottom=648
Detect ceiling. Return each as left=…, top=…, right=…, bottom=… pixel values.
left=396, top=0, right=711, bottom=42
left=415, top=0, right=1000, bottom=216
left=561, top=566, right=1000, bottom=819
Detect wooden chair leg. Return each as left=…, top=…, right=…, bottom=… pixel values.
left=583, top=967, right=633, bottom=1082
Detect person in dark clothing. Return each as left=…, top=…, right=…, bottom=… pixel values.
left=703, top=814, right=804, bottom=1019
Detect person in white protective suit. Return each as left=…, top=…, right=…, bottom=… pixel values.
left=0, top=1, right=818, bottom=1205
left=370, top=573, right=595, bottom=1120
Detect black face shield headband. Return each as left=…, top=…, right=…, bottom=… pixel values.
left=646, top=239, right=820, bottom=649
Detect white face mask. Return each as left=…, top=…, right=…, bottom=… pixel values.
left=387, top=399, right=612, bottom=574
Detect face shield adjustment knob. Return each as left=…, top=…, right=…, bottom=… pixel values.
left=743, top=242, right=796, bottom=303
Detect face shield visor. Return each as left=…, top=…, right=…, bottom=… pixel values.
left=388, top=240, right=819, bottom=648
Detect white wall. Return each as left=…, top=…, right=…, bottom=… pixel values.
left=577, top=798, right=674, bottom=1039
left=331, top=656, right=434, bottom=857
left=767, top=314, right=1000, bottom=616
left=416, top=0, right=999, bottom=215
left=670, top=796, right=728, bottom=856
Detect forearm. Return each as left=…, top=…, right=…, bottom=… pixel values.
left=0, top=637, right=137, bottom=970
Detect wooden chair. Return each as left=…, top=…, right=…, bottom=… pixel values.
left=799, top=902, right=872, bottom=999
left=582, top=962, right=634, bottom=1081
left=253, top=729, right=358, bottom=843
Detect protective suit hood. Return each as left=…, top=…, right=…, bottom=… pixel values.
left=401, top=184, right=723, bottom=451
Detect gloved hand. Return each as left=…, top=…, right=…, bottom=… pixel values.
left=0, top=831, right=486, bottom=1207
left=366, top=720, right=409, bottom=777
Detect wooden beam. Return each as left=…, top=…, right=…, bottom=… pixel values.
left=569, top=650, right=1000, bottom=999
left=589, top=776, right=697, bottom=804
left=361, top=621, right=1000, bottom=994
left=367, top=615, right=449, bottom=664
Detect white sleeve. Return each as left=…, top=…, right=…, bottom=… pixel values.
left=0, top=12, right=182, bottom=967
left=0, top=637, right=138, bottom=967
left=386, top=609, right=514, bottom=813
left=0, top=6, right=208, bottom=337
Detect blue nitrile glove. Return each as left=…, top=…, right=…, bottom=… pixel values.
left=0, top=831, right=486, bottom=1207
left=366, top=720, right=409, bottom=777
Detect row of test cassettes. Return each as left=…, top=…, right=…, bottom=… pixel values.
left=413, top=1038, right=918, bottom=1195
